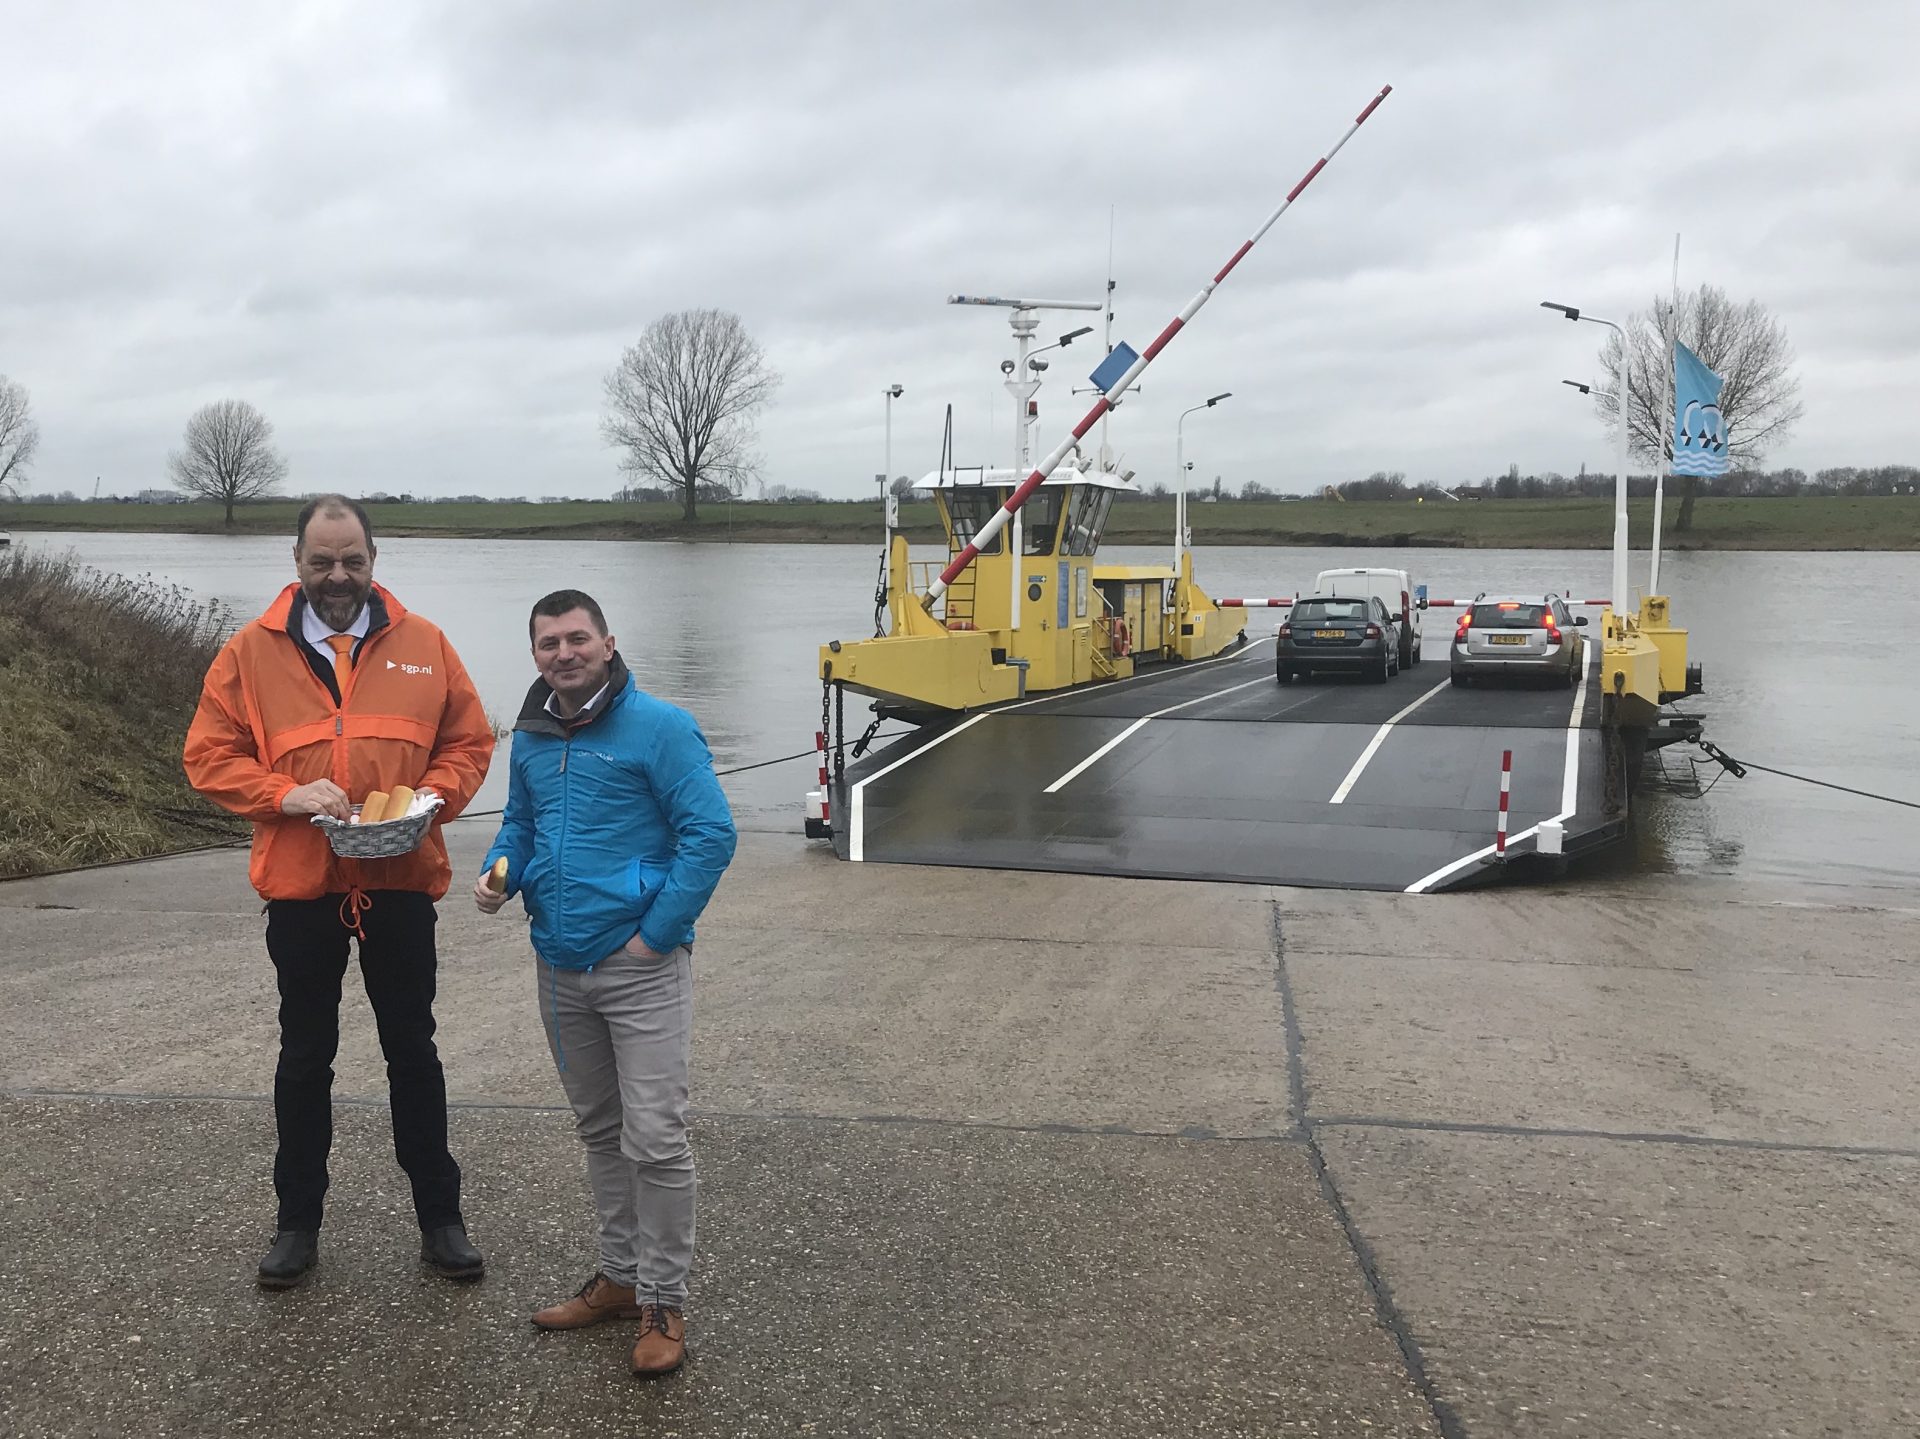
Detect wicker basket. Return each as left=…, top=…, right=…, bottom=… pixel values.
left=311, top=795, right=443, bottom=859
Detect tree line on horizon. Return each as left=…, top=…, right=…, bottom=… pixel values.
left=7, top=284, right=1906, bottom=524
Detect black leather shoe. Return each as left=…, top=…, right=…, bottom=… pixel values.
left=421, top=1224, right=484, bottom=1281
left=258, top=1230, right=318, bottom=1289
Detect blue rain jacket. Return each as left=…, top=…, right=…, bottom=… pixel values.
left=482, top=655, right=737, bottom=969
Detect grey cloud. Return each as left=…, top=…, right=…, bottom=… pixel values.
left=4, top=0, right=1917, bottom=500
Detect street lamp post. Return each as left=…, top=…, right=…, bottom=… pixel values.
left=1542, top=302, right=1631, bottom=616
left=883, top=382, right=903, bottom=517
left=1174, top=393, right=1232, bottom=570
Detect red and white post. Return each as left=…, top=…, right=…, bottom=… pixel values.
left=817, top=730, right=831, bottom=828
left=1495, top=748, right=1512, bottom=858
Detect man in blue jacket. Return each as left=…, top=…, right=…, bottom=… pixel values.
left=474, top=589, right=736, bottom=1377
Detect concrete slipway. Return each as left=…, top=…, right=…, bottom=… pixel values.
left=1, top=821, right=1916, bottom=1438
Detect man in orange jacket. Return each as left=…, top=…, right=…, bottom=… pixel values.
left=184, top=494, right=495, bottom=1290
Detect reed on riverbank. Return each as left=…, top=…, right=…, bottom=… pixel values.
left=0, top=547, right=246, bottom=878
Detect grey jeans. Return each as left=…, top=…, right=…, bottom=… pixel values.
left=537, top=941, right=695, bottom=1307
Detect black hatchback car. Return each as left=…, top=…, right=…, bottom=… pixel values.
left=1277, top=595, right=1401, bottom=683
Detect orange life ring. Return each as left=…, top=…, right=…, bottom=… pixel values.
left=1113, top=617, right=1132, bottom=657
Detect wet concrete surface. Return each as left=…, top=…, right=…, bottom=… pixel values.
left=1320, top=1128, right=1920, bottom=1437
left=2, top=822, right=1917, bottom=1436
left=3, top=1098, right=1434, bottom=1439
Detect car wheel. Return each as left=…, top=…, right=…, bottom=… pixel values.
left=1373, top=654, right=1390, bottom=684
left=1398, top=631, right=1413, bottom=669
left=1276, top=664, right=1294, bottom=685
left=1450, top=671, right=1468, bottom=687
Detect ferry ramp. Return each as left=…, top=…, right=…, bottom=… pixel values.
left=836, top=633, right=1615, bottom=893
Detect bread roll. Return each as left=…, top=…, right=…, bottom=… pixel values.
left=486, top=857, right=509, bottom=893
left=360, top=790, right=390, bottom=824
left=384, top=785, right=416, bottom=823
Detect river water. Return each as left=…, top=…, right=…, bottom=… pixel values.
left=13, top=531, right=1915, bottom=899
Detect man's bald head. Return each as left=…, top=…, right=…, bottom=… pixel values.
left=293, top=495, right=377, bottom=630
left=295, top=494, right=373, bottom=551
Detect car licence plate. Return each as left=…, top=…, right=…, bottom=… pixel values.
left=1490, top=634, right=1528, bottom=646
left=1313, top=629, right=1346, bottom=639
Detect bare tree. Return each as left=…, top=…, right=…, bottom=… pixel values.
left=0, top=375, right=40, bottom=498
left=167, top=399, right=289, bottom=525
left=1595, top=284, right=1803, bottom=531
left=601, top=309, right=781, bottom=522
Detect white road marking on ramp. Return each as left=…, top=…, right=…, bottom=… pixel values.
left=1403, top=639, right=1597, bottom=893
left=1042, top=675, right=1271, bottom=793
left=1327, top=677, right=1451, bottom=804
left=848, top=635, right=1280, bottom=858
left=848, top=714, right=987, bottom=862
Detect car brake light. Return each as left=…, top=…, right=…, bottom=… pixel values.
left=1545, top=618, right=1562, bottom=642
left=1455, top=617, right=1470, bottom=640
left=1365, top=623, right=1382, bottom=638
left=1278, top=622, right=1291, bottom=638
left=1498, top=601, right=1520, bottom=610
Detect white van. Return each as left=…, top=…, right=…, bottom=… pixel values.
left=1311, top=568, right=1424, bottom=668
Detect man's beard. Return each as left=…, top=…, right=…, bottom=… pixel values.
left=307, top=581, right=369, bottom=631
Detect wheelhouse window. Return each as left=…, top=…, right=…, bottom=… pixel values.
left=1021, top=487, right=1064, bottom=556
left=1061, top=485, right=1114, bottom=557
left=944, top=487, right=1003, bottom=554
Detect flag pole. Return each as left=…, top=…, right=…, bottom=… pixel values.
left=1651, top=233, right=1679, bottom=597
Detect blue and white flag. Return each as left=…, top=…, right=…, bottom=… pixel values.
left=1672, top=341, right=1729, bottom=477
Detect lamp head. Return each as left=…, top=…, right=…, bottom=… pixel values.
left=886, top=384, right=904, bottom=398
left=1540, top=301, right=1581, bottom=321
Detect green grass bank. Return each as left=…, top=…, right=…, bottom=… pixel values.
left=0, top=549, right=247, bottom=878
left=4, top=494, right=1918, bottom=549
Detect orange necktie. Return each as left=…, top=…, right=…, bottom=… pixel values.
left=325, top=634, right=355, bottom=699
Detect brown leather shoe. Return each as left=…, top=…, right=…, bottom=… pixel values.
left=630, top=1304, right=686, bottom=1376
left=531, top=1274, right=644, bottom=1331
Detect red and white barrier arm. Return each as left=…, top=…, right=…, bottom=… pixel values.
left=1424, top=598, right=1613, bottom=608
left=1495, top=748, right=1512, bottom=858
left=919, top=84, right=1393, bottom=609
left=1217, top=597, right=1296, bottom=608
left=816, top=731, right=830, bottom=827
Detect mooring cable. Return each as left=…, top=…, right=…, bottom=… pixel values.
left=1, top=731, right=925, bottom=882
left=1694, top=741, right=1920, bottom=811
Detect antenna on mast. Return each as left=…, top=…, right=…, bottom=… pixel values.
left=1100, top=206, right=1117, bottom=471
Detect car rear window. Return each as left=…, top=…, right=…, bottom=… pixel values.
left=1470, top=603, right=1546, bottom=628
left=1294, top=599, right=1370, bottom=623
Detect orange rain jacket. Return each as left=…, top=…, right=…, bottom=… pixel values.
left=184, top=583, right=495, bottom=902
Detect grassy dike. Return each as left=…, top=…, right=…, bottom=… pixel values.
left=0, top=549, right=248, bottom=878
left=5, top=493, right=1918, bottom=549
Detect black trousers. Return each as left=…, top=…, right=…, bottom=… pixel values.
left=265, top=891, right=463, bottom=1232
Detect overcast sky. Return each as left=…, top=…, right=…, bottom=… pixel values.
left=6, top=0, right=1917, bottom=500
